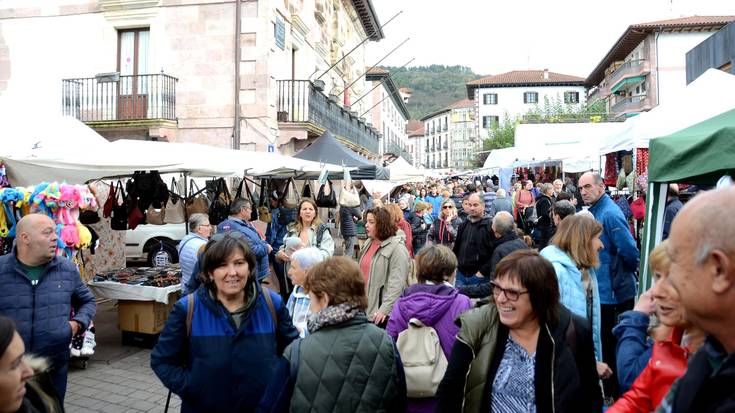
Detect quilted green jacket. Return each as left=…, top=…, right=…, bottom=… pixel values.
left=284, top=314, right=405, bottom=413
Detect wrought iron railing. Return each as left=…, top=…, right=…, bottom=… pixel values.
left=609, top=59, right=649, bottom=90
left=277, top=80, right=380, bottom=154
left=62, top=73, right=177, bottom=122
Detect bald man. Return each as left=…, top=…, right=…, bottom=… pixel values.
left=0, top=214, right=96, bottom=402
left=656, top=186, right=735, bottom=412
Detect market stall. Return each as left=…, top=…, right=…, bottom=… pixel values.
left=638, top=107, right=735, bottom=294
left=293, top=131, right=390, bottom=180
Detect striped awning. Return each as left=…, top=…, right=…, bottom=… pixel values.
left=611, top=75, right=646, bottom=94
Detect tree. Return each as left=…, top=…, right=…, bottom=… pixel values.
left=523, top=95, right=609, bottom=123
left=476, top=113, right=517, bottom=166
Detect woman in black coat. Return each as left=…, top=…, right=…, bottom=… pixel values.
left=534, top=183, right=554, bottom=249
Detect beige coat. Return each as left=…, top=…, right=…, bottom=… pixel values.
left=358, top=234, right=410, bottom=316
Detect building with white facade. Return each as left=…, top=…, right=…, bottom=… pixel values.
left=586, top=15, right=735, bottom=119
left=466, top=70, right=586, bottom=140
left=0, top=0, right=386, bottom=159
left=365, top=67, right=411, bottom=163
left=420, top=98, right=478, bottom=171
left=406, top=119, right=425, bottom=168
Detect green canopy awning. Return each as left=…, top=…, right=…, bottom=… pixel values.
left=610, top=75, right=646, bottom=94
left=648, top=108, right=735, bottom=183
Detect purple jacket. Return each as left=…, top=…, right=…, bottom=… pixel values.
left=387, top=283, right=471, bottom=361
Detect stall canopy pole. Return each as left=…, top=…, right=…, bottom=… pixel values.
left=638, top=182, right=667, bottom=296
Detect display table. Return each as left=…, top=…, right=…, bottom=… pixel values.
left=88, top=282, right=180, bottom=304
left=89, top=267, right=183, bottom=339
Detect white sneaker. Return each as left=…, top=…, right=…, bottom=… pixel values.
left=81, top=331, right=96, bottom=356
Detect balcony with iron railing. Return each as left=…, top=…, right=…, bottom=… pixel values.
left=277, top=80, right=380, bottom=155
left=609, top=59, right=650, bottom=92
left=611, top=94, right=652, bottom=117
left=62, top=73, right=177, bottom=125
left=384, top=141, right=413, bottom=163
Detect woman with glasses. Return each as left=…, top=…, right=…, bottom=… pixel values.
left=275, top=199, right=334, bottom=269
left=428, top=199, right=460, bottom=247
left=436, top=249, right=602, bottom=413
left=541, top=214, right=610, bottom=380
left=151, top=234, right=299, bottom=413
left=358, top=207, right=410, bottom=327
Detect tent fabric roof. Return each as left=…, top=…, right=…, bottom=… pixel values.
left=386, top=157, right=424, bottom=182
left=648, top=108, right=735, bottom=184
left=599, top=69, right=735, bottom=154
left=293, top=131, right=389, bottom=180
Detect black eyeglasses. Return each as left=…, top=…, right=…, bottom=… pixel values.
left=211, top=231, right=245, bottom=242
left=490, top=281, right=529, bottom=302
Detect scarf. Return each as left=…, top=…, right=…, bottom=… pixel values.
left=307, top=302, right=364, bottom=333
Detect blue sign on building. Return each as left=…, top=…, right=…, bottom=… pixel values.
left=275, top=16, right=285, bottom=50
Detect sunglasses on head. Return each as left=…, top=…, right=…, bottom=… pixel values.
left=211, top=231, right=246, bottom=242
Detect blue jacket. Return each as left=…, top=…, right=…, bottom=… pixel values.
left=588, top=194, right=640, bottom=304
left=0, top=250, right=96, bottom=369
left=150, top=282, right=298, bottom=413
left=425, top=195, right=443, bottom=218
left=218, top=217, right=270, bottom=279
left=611, top=310, right=654, bottom=393
left=482, top=190, right=497, bottom=215
left=177, top=233, right=208, bottom=295
left=540, top=245, right=602, bottom=362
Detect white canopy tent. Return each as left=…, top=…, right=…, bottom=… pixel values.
left=0, top=114, right=110, bottom=159
left=513, top=122, right=626, bottom=172
left=481, top=147, right=521, bottom=171
left=598, top=69, right=735, bottom=154
left=385, top=157, right=424, bottom=183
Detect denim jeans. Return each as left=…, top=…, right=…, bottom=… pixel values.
left=343, top=236, right=357, bottom=259
left=454, top=269, right=489, bottom=287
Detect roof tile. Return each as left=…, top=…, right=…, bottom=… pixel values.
left=467, top=70, right=584, bottom=86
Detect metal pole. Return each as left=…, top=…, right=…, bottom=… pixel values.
left=233, top=0, right=242, bottom=149
left=315, top=10, right=403, bottom=81
left=351, top=57, right=414, bottom=107
left=338, top=37, right=410, bottom=97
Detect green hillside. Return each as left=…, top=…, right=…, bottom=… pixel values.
left=382, top=64, right=482, bottom=120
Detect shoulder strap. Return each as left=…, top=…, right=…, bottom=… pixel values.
left=316, top=224, right=327, bottom=248
left=186, top=294, right=195, bottom=337
left=262, top=284, right=278, bottom=329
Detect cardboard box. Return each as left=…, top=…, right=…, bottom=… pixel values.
left=118, top=292, right=179, bottom=335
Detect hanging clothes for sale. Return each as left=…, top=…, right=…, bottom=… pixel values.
left=636, top=148, right=649, bottom=175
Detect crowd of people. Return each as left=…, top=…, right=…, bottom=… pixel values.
left=0, top=173, right=734, bottom=413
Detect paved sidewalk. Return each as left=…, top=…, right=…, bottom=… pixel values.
left=65, top=349, right=180, bottom=413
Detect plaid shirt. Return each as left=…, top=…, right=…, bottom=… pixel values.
left=286, top=286, right=311, bottom=338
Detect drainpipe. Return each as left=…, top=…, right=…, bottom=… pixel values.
left=655, top=30, right=661, bottom=107
left=233, top=0, right=242, bottom=150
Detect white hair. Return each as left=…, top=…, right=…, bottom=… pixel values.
left=290, top=247, right=325, bottom=270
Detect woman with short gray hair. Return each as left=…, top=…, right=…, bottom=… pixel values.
left=286, top=247, right=326, bottom=337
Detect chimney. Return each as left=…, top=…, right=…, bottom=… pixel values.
left=543, top=69, right=549, bottom=80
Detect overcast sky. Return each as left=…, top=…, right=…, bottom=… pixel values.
left=366, top=0, right=735, bottom=78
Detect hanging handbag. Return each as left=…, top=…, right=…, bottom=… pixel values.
left=127, top=196, right=145, bottom=230
left=208, top=178, right=232, bottom=226
left=338, top=168, right=360, bottom=208
left=186, top=180, right=209, bottom=216
left=163, top=178, right=186, bottom=224
left=110, top=180, right=128, bottom=231
left=257, top=179, right=272, bottom=223
left=316, top=179, right=337, bottom=208
left=102, top=182, right=115, bottom=218
left=146, top=205, right=165, bottom=225
left=281, top=178, right=299, bottom=209
left=301, top=180, right=313, bottom=199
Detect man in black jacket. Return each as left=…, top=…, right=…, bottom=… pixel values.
left=452, top=193, right=496, bottom=287
left=458, top=211, right=529, bottom=298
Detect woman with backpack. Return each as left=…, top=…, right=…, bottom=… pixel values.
left=284, top=257, right=407, bottom=412
left=387, top=245, right=471, bottom=413
left=151, top=234, right=299, bottom=413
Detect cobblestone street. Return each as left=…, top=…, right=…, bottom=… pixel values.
left=66, top=349, right=180, bottom=413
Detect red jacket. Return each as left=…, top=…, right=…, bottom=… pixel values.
left=608, top=328, right=689, bottom=413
